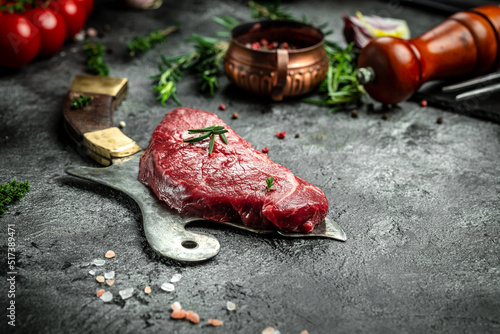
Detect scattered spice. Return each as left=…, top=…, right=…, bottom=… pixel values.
left=436, top=117, right=443, bottom=124
left=96, top=289, right=105, bottom=298
left=103, top=24, right=111, bottom=31
left=276, top=131, right=286, bottom=139
left=96, top=275, right=105, bottom=283
left=87, top=27, right=98, bottom=37
left=105, top=250, right=115, bottom=258
left=218, top=103, right=227, bottom=111
left=350, top=109, right=358, bottom=118
left=144, top=286, right=152, bottom=294
left=232, top=112, right=239, bottom=119
left=106, top=280, right=115, bottom=287
left=262, top=147, right=269, bottom=154
left=382, top=113, right=389, bottom=120
left=208, top=319, right=223, bottom=327
left=367, top=103, right=374, bottom=111
left=338, top=177, right=342, bottom=180
left=171, top=309, right=187, bottom=319
left=245, top=39, right=296, bottom=50
left=420, top=99, right=428, bottom=107
left=295, top=133, right=300, bottom=138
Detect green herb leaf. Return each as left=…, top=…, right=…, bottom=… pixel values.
left=84, top=41, right=109, bottom=77
left=304, top=41, right=365, bottom=111
left=265, top=177, right=276, bottom=193
left=71, top=94, right=93, bottom=109
left=127, top=24, right=179, bottom=57
left=183, top=124, right=229, bottom=155
left=0, top=179, right=30, bottom=215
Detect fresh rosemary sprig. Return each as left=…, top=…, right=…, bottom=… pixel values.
left=152, top=33, right=228, bottom=106
left=265, top=177, right=276, bottom=193
left=0, top=179, right=30, bottom=215
left=72, top=94, right=93, bottom=109
left=84, top=41, right=109, bottom=77
left=183, top=124, right=229, bottom=155
left=127, top=24, right=179, bottom=57
left=303, top=41, right=365, bottom=111
left=248, top=0, right=294, bottom=20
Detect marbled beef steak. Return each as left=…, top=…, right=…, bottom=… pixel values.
left=138, top=108, right=328, bottom=233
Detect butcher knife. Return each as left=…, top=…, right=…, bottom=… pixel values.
left=63, top=75, right=347, bottom=262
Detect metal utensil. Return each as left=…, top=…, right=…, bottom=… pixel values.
left=63, top=75, right=346, bottom=262
left=441, top=71, right=500, bottom=101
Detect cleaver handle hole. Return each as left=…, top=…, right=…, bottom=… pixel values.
left=181, top=240, right=198, bottom=249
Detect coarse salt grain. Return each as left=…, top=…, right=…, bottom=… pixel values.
left=105, top=250, right=115, bottom=258
left=171, top=301, right=182, bottom=311
left=226, top=301, right=236, bottom=311
left=88, top=270, right=96, bottom=276
left=106, top=280, right=115, bottom=287
left=185, top=310, right=194, bottom=320
left=161, top=282, right=175, bottom=292
left=104, top=271, right=115, bottom=279
left=170, top=273, right=182, bottom=283
left=93, top=259, right=105, bottom=266
left=96, top=275, right=105, bottom=283
left=119, top=288, right=134, bottom=300
left=100, top=291, right=113, bottom=302
left=189, top=312, right=200, bottom=324
left=208, top=319, right=223, bottom=327
left=171, top=309, right=186, bottom=319
left=96, top=289, right=105, bottom=298
left=144, top=286, right=152, bottom=294
left=119, top=121, right=126, bottom=128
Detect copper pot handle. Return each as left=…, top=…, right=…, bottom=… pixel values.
left=271, top=49, right=289, bottom=101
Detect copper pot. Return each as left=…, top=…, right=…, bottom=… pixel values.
left=224, top=20, right=328, bottom=101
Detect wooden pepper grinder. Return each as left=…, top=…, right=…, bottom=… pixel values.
left=356, top=5, right=500, bottom=104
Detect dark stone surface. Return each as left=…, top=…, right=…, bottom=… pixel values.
left=1, top=1, right=499, bottom=333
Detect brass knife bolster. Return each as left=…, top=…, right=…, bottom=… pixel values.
left=63, top=75, right=141, bottom=166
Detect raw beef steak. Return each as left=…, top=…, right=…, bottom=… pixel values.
left=138, top=108, right=328, bottom=233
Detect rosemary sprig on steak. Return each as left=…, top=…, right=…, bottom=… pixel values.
left=265, top=177, right=277, bottom=193
left=183, top=124, right=228, bottom=155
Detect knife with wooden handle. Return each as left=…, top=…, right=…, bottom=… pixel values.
left=63, top=75, right=346, bottom=262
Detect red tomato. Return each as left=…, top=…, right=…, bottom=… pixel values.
left=0, top=14, right=41, bottom=68
left=74, top=0, right=93, bottom=18
left=48, top=0, right=85, bottom=40
left=24, top=8, right=66, bottom=56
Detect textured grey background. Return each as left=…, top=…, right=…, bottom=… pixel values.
left=1, top=1, right=499, bottom=333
